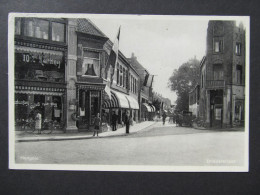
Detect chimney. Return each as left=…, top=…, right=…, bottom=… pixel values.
left=131, top=52, right=137, bottom=60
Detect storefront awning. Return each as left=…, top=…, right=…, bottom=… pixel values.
left=15, top=45, right=63, bottom=56
left=103, top=90, right=129, bottom=109
left=150, top=105, right=156, bottom=112
left=125, top=95, right=139, bottom=110
left=142, top=103, right=152, bottom=112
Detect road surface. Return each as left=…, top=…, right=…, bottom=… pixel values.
left=15, top=122, right=246, bottom=166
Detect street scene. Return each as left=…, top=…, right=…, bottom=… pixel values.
left=9, top=14, right=249, bottom=171
left=15, top=118, right=245, bottom=166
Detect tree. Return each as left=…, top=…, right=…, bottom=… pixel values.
left=168, top=58, right=200, bottom=111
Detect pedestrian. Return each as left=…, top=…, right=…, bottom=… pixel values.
left=35, top=112, right=42, bottom=134
left=124, top=110, right=131, bottom=134
left=162, top=111, right=167, bottom=125
left=93, top=113, right=101, bottom=137
left=111, top=111, right=117, bottom=131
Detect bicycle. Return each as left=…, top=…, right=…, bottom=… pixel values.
left=23, top=120, right=36, bottom=133
left=192, top=117, right=205, bottom=128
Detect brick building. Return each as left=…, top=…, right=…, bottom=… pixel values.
left=198, top=20, right=245, bottom=128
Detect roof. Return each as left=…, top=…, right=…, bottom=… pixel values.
left=127, top=57, right=149, bottom=75
left=77, top=19, right=107, bottom=38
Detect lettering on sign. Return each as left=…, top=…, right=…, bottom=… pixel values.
left=17, top=52, right=63, bottom=69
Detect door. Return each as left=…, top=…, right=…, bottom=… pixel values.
left=213, top=104, right=223, bottom=128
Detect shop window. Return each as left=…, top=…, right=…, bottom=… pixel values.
left=52, top=22, right=65, bottom=42
left=235, top=43, right=242, bottom=55
left=213, top=64, right=223, bottom=80
left=213, top=38, right=223, bottom=53
left=236, top=65, right=243, bottom=84
left=82, top=51, right=100, bottom=77
left=15, top=94, right=28, bottom=121
left=24, top=18, right=49, bottom=40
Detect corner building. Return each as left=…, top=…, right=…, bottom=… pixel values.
left=14, top=17, right=67, bottom=130
left=199, top=21, right=245, bottom=128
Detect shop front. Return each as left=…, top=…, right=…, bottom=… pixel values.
left=141, top=103, right=152, bottom=121
left=76, top=84, right=105, bottom=131
left=15, top=85, right=65, bottom=130
left=125, top=95, right=139, bottom=123
left=102, top=90, right=133, bottom=127
left=14, top=42, right=66, bottom=131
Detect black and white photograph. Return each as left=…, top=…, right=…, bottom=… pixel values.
left=8, top=13, right=249, bottom=172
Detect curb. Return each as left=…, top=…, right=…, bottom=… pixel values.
left=16, top=122, right=156, bottom=143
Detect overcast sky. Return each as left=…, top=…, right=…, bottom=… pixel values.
left=89, top=15, right=210, bottom=104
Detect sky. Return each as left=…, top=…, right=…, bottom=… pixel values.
left=89, top=15, right=210, bottom=104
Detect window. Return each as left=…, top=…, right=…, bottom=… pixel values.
left=123, top=68, right=126, bottom=88
left=15, top=18, right=21, bottom=35
left=134, top=79, right=137, bottom=94
left=16, top=18, right=66, bottom=42
left=213, top=64, right=223, bottom=80
left=52, top=22, right=65, bottom=42
left=120, top=66, right=123, bottom=86
left=213, top=38, right=223, bottom=53
left=235, top=43, right=242, bottom=55
left=236, top=65, right=242, bottom=84
left=82, top=51, right=100, bottom=77
left=116, top=63, right=119, bottom=85
left=24, top=18, right=49, bottom=39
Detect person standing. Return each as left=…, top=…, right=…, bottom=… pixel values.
left=93, top=113, right=101, bottom=137
left=124, top=110, right=131, bottom=134
left=35, top=112, right=42, bottom=134
left=162, top=111, right=167, bottom=125
left=111, top=111, right=117, bottom=131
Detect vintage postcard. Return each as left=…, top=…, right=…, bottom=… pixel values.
left=8, top=13, right=249, bottom=172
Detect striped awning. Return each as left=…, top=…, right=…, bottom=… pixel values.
left=125, top=95, right=139, bottom=110
left=103, top=90, right=129, bottom=109
left=142, top=103, right=152, bottom=112
left=150, top=105, right=156, bottom=112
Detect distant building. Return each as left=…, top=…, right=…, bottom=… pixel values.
left=198, top=20, right=245, bottom=128
left=128, top=53, right=155, bottom=121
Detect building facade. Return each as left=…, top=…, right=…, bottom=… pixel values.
left=128, top=53, right=155, bottom=121
left=14, top=17, right=68, bottom=130
left=14, top=17, right=141, bottom=132
left=199, top=20, right=245, bottom=128
left=102, top=45, right=140, bottom=127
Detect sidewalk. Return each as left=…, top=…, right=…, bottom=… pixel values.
left=15, top=121, right=156, bottom=142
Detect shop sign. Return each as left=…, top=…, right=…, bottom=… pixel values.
left=15, top=101, right=57, bottom=108
left=16, top=52, right=63, bottom=69
left=91, top=91, right=100, bottom=97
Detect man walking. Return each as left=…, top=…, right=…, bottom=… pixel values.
left=124, top=110, right=131, bottom=134
left=111, top=111, right=117, bottom=131
left=162, top=111, right=167, bottom=125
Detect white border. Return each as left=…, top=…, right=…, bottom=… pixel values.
left=8, top=13, right=250, bottom=172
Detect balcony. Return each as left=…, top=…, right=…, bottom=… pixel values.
left=205, top=80, right=225, bottom=89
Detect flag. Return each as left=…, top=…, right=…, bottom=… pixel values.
left=104, top=27, right=120, bottom=99
left=105, top=26, right=120, bottom=83
left=104, top=67, right=112, bottom=99
left=143, top=74, right=154, bottom=87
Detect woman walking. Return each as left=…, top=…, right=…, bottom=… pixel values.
left=35, top=112, right=42, bottom=134
left=93, top=113, right=101, bottom=137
